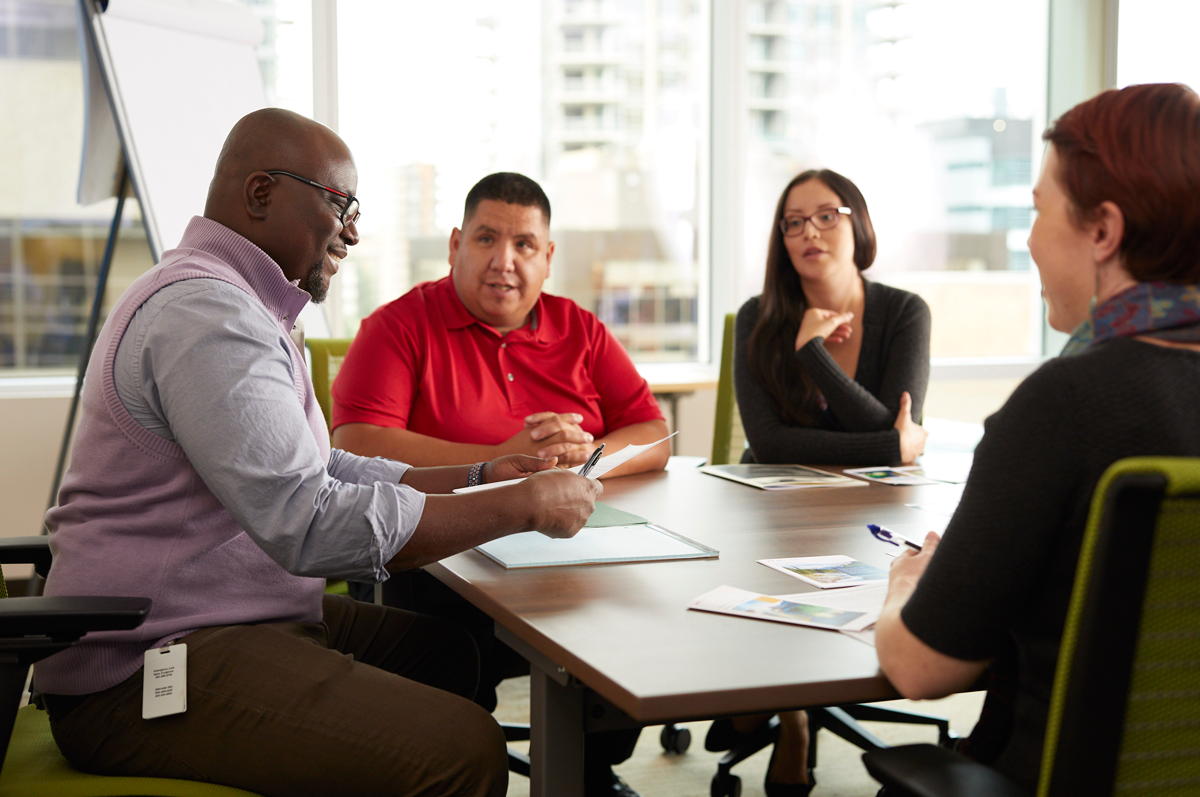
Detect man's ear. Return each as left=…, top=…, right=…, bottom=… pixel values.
left=448, top=228, right=462, bottom=270
left=1090, top=200, right=1125, bottom=265
left=544, top=240, right=555, bottom=279
left=244, top=172, right=274, bottom=221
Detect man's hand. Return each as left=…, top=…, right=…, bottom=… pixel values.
left=518, top=470, right=603, bottom=538
left=795, top=307, right=854, bottom=351
left=484, top=454, right=558, bottom=484
left=893, top=391, right=928, bottom=464
left=509, top=411, right=594, bottom=466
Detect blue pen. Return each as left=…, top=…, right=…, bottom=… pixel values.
left=868, top=524, right=923, bottom=552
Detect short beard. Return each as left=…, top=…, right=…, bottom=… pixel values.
left=303, top=261, right=328, bottom=304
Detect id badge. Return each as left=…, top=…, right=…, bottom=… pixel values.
left=142, top=643, right=187, bottom=719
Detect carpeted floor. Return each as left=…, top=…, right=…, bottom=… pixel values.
left=496, top=676, right=986, bottom=797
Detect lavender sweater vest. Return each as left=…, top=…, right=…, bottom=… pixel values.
left=35, top=219, right=328, bottom=695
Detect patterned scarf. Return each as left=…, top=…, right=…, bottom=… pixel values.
left=1060, top=282, right=1200, bottom=356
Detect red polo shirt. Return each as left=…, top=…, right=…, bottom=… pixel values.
left=331, top=276, right=663, bottom=444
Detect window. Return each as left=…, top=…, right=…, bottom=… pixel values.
left=0, top=0, right=151, bottom=373
left=0, top=0, right=310, bottom=375
left=732, top=0, right=1049, bottom=423
left=1117, top=0, right=1200, bottom=90
left=335, top=1, right=707, bottom=362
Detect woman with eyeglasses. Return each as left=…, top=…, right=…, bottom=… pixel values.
left=706, top=171, right=932, bottom=795
left=734, top=169, right=932, bottom=472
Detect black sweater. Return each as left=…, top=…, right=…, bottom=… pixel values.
left=903, top=337, right=1200, bottom=792
left=734, top=280, right=931, bottom=465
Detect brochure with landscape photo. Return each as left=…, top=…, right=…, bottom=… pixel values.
left=700, top=464, right=864, bottom=490
left=758, top=555, right=890, bottom=589
left=843, top=466, right=941, bottom=486
left=688, top=584, right=876, bottom=632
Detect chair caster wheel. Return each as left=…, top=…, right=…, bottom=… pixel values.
left=711, top=772, right=741, bottom=797
left=660, top=723, right=691, bottom=754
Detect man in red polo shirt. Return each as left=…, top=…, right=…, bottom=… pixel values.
left=331, top=172, right=666, bottom=797
left=331, top=172, right=669, bottom=478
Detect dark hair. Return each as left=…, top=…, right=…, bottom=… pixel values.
left=746, top=169, right=876, bottom=426
left=462, top=172, right=552, bottom=227
left=1044, top=82, right=1200, bottom=283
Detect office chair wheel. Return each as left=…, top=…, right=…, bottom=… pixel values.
left=710, top=771, right=741, bottom=797
left=660, top=723, right=692, bottom=754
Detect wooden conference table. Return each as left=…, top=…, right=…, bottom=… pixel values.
left=426, top=465, right=964, bottom=796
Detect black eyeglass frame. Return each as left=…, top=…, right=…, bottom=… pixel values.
left=265, top=170, right=361, bottom=228
left=778, top=206, right=851, bottom=237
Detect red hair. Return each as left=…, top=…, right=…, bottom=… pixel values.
left=1044, top=83, right=1200, bottom=283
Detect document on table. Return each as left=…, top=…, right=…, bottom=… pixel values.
left=776, top=582, right=888, bottom=646
left=688, top=585, right=877, bottom=633
left=475, top=522, right=716, bottom=568
left=453, top=432, right=678, bottom=494
left=843, top=466, right=941, bottom=486
left=758, top=555, right=890, bottom=588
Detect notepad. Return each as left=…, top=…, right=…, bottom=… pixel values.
left=475, top=523, right=717, bottom=569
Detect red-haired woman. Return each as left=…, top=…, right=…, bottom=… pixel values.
left=734, top=169, right=932, bottom=468
left=876, top=82, right=1200, bottom=792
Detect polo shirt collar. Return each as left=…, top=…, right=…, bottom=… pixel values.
left=177, top=216, right=311, bottom=325
left=434, top=275, right=553, bottom=343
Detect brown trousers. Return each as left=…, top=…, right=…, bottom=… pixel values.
left=46, top=595, right=508, bottom=797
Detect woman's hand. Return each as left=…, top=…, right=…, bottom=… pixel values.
left=795, top=307, right=854, bottom=351
left=484, top=454, right=558, bottom=484
left=893, top=391, right=928, bottom=464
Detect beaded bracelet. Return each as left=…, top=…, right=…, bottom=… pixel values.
left=467, top=461, right=487, bottom=488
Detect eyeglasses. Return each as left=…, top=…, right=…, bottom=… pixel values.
left=779, top=206, right=851, bottom=237
left=266, top=170, right=361, bottom=228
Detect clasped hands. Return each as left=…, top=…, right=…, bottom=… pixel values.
left=500, top=411, right=595, bottom=467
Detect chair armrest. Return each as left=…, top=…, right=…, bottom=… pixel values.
left=0, top=536, right=52, bottom=579
left=862, top=744, right=1030, bottom=797
left=0, top=596, right=151, bottom=641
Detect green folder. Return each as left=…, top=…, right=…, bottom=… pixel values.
left=585, top=502, right=649, bottom=528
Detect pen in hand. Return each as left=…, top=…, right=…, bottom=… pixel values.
left=578, top=444, right=605, bottom=478
left=868, top=524, right=923, bottom=552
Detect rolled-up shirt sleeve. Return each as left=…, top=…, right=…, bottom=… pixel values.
left=115, top=279, right=424, bottom=582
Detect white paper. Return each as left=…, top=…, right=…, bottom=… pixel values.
left=688, top=585, right=876, bottom=633
left=453, top=432, right=678, bottom=494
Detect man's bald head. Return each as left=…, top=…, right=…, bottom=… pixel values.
left=204, top=108, right=359, bottom=301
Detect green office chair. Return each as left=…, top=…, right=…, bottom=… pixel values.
left=863, top=456, right=1200, bottom=797
left=0, top=537, right=260, bottom=796
left=304, top=337, right=354, bottom=434
left=304, top=337, right=357, bottom=598
left=710, top=314, right=748, bottom=466
left=708, top=313, right=955, bottom=797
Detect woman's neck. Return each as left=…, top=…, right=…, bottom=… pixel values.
left=801, top=270, right=864, bottom=312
